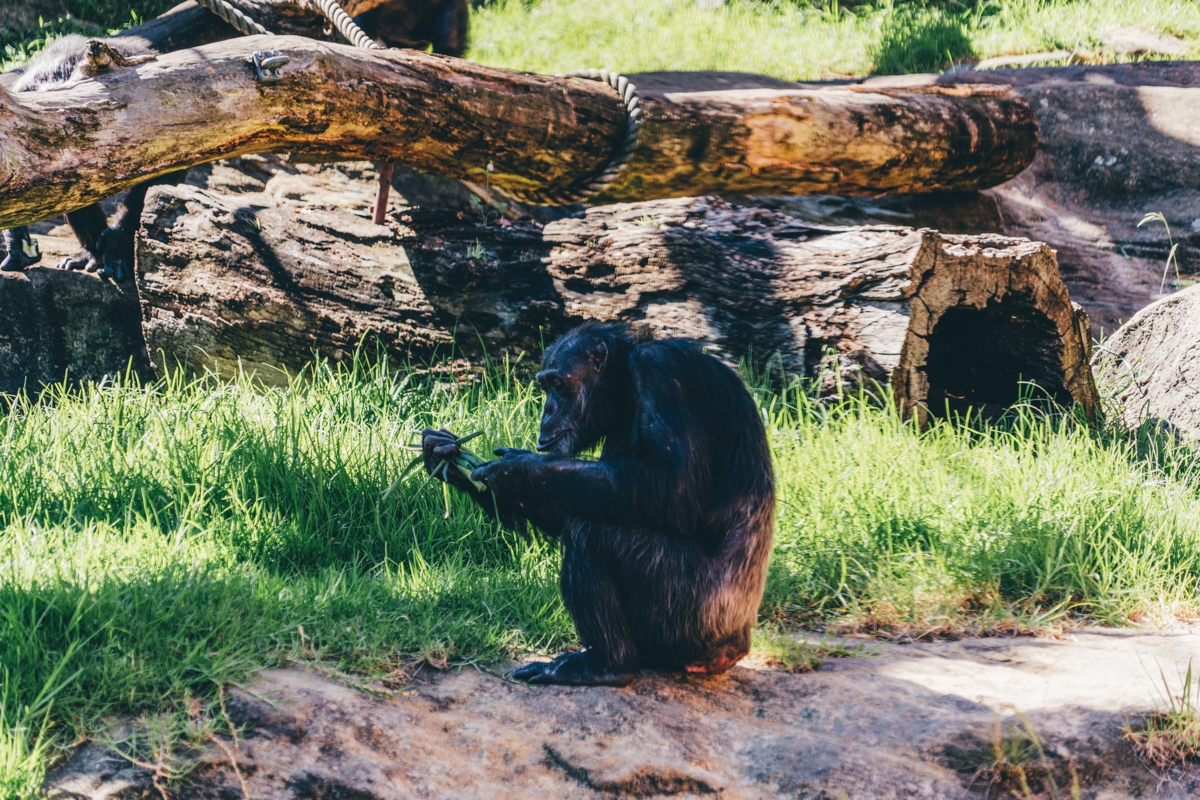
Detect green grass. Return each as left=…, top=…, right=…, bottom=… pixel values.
left=1, top=356, right=1199, bottom=792
left=7, top=2, right=1200, bottom=77
left=469, top=0, right=1200, bottom=80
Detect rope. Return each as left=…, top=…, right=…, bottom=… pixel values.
left=312, top=0, right=387, bottom=50
left=192, top=0, right=272, bottom=36
left=193, top=0, right=385, bottom=49
left=497, top=68, right=643, bottom=207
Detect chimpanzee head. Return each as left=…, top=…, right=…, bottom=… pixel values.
left=534, top=323, right=647, bottom=456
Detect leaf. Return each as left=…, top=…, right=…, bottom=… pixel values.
left=381, top=453, right=425, bottom=499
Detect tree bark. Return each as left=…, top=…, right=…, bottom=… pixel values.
left=0, top=35, right=1036, bottom=229
left=136, top=175, right=1097, bottom=421
left=1095, top=284, right=1200, bottom=439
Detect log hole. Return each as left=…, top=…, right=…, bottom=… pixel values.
left=923, top=293, right=1072, bottom=418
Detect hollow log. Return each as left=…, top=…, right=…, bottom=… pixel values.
left=0, top=35, right=1036, bottom=229
left=135, top=171, right=1096, bottom=420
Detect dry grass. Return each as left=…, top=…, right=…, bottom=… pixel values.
left=1123, top=663, right=1200, bottom=773
left=947, top=713, right=1082, bottom=800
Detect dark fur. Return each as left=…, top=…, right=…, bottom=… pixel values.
left=356, top=0, right=469, bottom=57
left=423, top=323, right=775, bottom=686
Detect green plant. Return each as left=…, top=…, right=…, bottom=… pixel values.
left=948, top=711, right=1081, bottom=799
left=1123, top=661, right=1200, bottom=772
left=872, top=5, right=976, bottom=74
left=1137, top=212, right=1185, bottom=296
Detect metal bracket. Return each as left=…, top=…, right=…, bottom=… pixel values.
left=252, top=50, right=290, bottom=83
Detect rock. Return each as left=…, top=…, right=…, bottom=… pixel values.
left=644, top=63, right=1200, bottom=334
left=1096, top=283, right=1200, bottom=438
left=0, top=267, right=149, bottom=396
left=1103, top=26, right=1189, bottom=57
left=43, top=626, right=1200, bottom=798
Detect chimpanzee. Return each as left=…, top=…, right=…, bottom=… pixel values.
left=355, top=0, right=469, bottom=57
left=422, top=323, right=776, bottom=686
left=0, top=0, right=470, bottom=278
left=1, top=35, right=186, bottom=280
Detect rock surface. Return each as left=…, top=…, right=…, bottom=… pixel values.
left=44, top=626, right=1200, bottom=799
left=1097, top=283, right=1200, bottom=438
left=0, top=265, right=149, bottom=395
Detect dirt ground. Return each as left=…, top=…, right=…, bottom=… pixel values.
left=45, top=625, right=1200, bottom=799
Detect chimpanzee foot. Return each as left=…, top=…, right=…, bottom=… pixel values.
left=96, top=227, right=134, bottom=280
left=511, top=659, right=555, bottom=681
left=58, top=248, right=100, bottom=272
left=1, top=227, right=42, bottom=272
left=519, top=650, right=636, bottom=687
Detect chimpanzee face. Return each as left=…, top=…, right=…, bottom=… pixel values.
left=534, top=340, right=608, bottom=456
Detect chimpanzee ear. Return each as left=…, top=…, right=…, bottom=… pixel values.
left=587, top=341, right=608, bottom=373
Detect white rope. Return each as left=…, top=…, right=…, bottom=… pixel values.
left=194, top=0, right=384, bottom=49
left=497, top=69, right=644, bottom=207
left=311, top=0, right=387, bottom=50
left=193, top=0, right=272, bottom=36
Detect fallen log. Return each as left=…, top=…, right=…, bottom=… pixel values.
left=0, top=35, right=1036, bottom=229
left=136, top=171, right=1097, bottom=421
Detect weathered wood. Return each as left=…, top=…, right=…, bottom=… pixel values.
left=1095, top=284, right=1200, bottom=438
left=0, top=35, right=1036, bottom=229
left=136, top=167, right=1096, bottom=420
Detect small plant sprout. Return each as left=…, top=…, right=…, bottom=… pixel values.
left=383, top=430, right=489, bottom=518
left=1137, top=212, right=1182, bottom=296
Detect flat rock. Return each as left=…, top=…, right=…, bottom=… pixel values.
left=1103, top=27, right=1190, bottom=57
left=45, top=626, right=1200, bottom=798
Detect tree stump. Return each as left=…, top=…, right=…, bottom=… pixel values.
left=1096, top=284, right=1200, bottom=438
left=136, top=164, right=1097, bottom=420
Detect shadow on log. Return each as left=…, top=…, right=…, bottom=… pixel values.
left=134, top=166, right=1097, bottom=421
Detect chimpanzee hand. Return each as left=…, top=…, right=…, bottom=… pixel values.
left=421, top=427, right=475, bottom=492
left=97, top=227, right=135, bottom=280
left=470, top=448, right=537, bottom=495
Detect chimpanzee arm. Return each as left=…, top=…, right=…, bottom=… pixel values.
left=470, top=450, right=701, bottom=536
left=421, top=429, right=563, bottom=535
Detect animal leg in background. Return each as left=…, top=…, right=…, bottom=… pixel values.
left=59, top=170, right=189, bottom=279
left=0, top=227, right=42, bottom=272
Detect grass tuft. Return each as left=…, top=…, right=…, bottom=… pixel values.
left=946, top=712, right=1082, bottom=800
left=1123, top=662, right=1200, bottom=772
left=872, top=6, right=976, bottom=74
